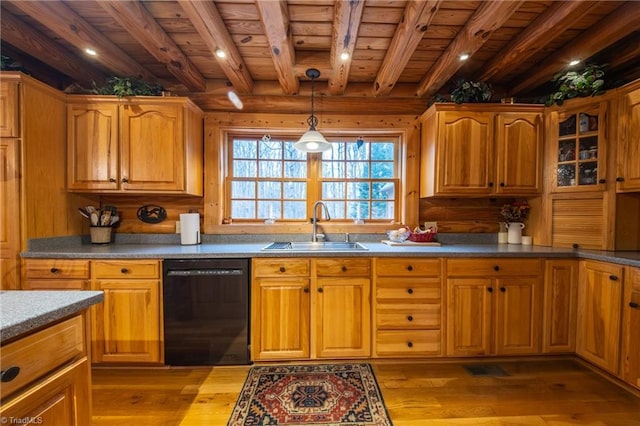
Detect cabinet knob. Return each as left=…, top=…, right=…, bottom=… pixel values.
left=499, top=182, right=505, bottom=187
left=572, top=243, right=579, bottom=249
left=488, top=287, right=494, bottom=293
left=407, top=288, right=413, bottom=294
left=407, top=265, right=413, bottom=271
left=407, top=342, right=413, bottom=348
left=616, top=176, right=625, bottom=182
left=341, top=266, right=347, bottom=272
left=304, top=287, right=309, bottom=293
left=279, top=266, right=286, bottom=273
left=122, top=177, right=129, bottom=183
left=629, top=302, right=639, bottom=309
left=493, top=265, right=500, bottom=271
left=598, top=179, right=606, bottom=184
left=500, top=287, right=506, bottom=292
left=109, top=178, right=116, bottom=183
left=318, top=287, right=324, bottom=293
left=609, top=275, right=618, bottom=281
left=121, top=268, right=129, bottom=274
left=407, top=315, right=414, bottom=322
left=0, top=366, right=20, bottom=383
left=50, top=267, right=59, bottom=273
left=488, top=182, right=494, bottom=187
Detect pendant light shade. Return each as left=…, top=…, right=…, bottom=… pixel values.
left=294, top=68, right=331, bottom=153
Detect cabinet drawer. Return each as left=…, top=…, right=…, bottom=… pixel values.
left=25, top=259, right=90, bottom=279
left=93, top=260, right=160, bottom=279
left=0, top=315, right=85, bottom=400
left=376, top=278, right=440, bottom=302
left=253, top=259, right=310, bottom=277
left=376, top=305, right=440, bottom=329
left=23, top=280, right=87, bottom=290
left=315, top=259, right=370, bottom=276
left=376, top=258, right=441, bottom=276
left=447, top=258, right=541, bottom=276
left=376, top=330, right=441, bottom=356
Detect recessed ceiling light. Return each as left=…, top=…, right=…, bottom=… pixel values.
left=569, top=59, right=581, bottom=66
left=459, top=53, right=470, bottom=61
left=340, top=52, right=350, bottom=61
left=85, top=48, right=97, bottom=56
left=215, top=48, right=226, bottom=59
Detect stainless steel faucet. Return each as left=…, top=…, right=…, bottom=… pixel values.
left=311, top=200, right=330, bottom=242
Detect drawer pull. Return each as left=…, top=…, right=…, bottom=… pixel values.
left=407, top=265, right=413, bottom=271
left=407, top=342, right=413, bottom=348
left=407, top=288, right=414, bottom=294
left=609, top=275, right=618, bottom=281
left=407, top=315, right=413, bottom=322
left=630, top=302, right=639, bottom=309
left=121, top=268, right=129, bottom=274
left=487, top=287, right=493, bottom=293
left=616, top=176, right=625, bottom=182
left=500, top=287, right=506, bottom=292
left=1, top=366, right=20, bottom=383
left=493, top=265, right=500, bottom=271
left=341, top=266, right=347, bottom=272
left=318, top=287, right=324, bottom=293
left=50, top=267, right=60, bottom=273
left=279, top=266, right=286, bottom=273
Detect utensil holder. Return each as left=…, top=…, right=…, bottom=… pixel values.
left=90, top=227, right=112, bottom=244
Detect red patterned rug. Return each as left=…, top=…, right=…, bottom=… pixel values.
left=227, top=363, right=393, bottom=425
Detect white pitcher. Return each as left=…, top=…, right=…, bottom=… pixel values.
left=506, top=222, right=525, bottom=244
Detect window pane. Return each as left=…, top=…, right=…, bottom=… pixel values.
left=346, top=162, right=369, bottom=178
left=233, top=140, right=256, bottom=159
left=323, top=143, right=345, bottom=160
left=371, top=161, right=394, bottom=178
left=347, top=182, right=370, bottom=199
left=322, top=182, right=345, bottom=199
left=231, top=200, right=255, bottom=218
left=231, top=180, right=255, bottom=198
left=371, top=142, right=394, bottom=160
left=346, top=142, right=368, bottom=160
left=284, top=181, right=306, bottom=199
left=233, top=160, right=256, bottom=177
left=284, top=142, right=306, bottom=160
left=347, top=201, right=368, bottom=219
left=322, top=161, right=345, bottom=178
left=284, top=161, right=306, bottom=178
left=258, top=140, right=282, bottom=159
left=373, top=182, right=394, bottom=200
left=259, top=160, right=282, bottom=177
left=258, top=181, right=281, bottom=198
left=372, top=201, right=393, bottom=219
left=325, top=201, right=345, bottom=219
left=283, top=201, right=306, bottom=219
left=258, top=201, right=280, bottom=218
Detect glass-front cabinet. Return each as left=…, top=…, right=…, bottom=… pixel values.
left=551, top=100, right=607, bottom=192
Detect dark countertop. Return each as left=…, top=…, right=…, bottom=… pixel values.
left=0, top=290, right=104, bottom=343
left=20, top=241, right=640, bottom=268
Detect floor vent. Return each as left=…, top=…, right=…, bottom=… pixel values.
left=463, top=364, right=510, bottom=377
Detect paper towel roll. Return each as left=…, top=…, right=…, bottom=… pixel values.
left=180, top=213, right=200, bottom=245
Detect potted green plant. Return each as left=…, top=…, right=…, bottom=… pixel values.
left=91, top=76, right=164, bottom=97
left=449, top=77, right=493, bottom=104
left=545, top=64, right=606, bottom=106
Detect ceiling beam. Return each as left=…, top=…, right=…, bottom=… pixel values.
left=177, top=0, right=253, bottom=94
left=512, top=2, right=640, bottom=95
left=328, top=0, right=365, bottom=95
left=7, top=0, right=156, bottom=82
left=373, top=0, right=441, bottom=96
left=98, top=0, right=205, bottom=92
left=415, top=0, right=524, bottom=98
left=255, top=0, right=299, bottom=95
left=0, top=8, right=106, bottom=87
left=476, top=1, right=600, bottom=83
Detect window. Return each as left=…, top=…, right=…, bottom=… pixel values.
left=227, top=133, right=400, bottom=222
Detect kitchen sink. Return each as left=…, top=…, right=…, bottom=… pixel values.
left=262, top=241, right=369, bottom=251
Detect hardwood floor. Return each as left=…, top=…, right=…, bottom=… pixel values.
left=91, top=358, right=640, bottom=425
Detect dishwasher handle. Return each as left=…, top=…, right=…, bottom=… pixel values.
left=166, top=269, right=244, bottom=276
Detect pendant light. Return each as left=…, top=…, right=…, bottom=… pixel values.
left=294, top=68, right=331, bottom=152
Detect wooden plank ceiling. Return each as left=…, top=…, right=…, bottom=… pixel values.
left=2, top=0, right=639, bottom=115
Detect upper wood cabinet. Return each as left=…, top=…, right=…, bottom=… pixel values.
left=616, top=80, right=640, bottom=192
left=0, top=81, right=19, bottom=137
left=419, top=104, right=543, bottom=197
left=67, top=96, right=203, bottom=195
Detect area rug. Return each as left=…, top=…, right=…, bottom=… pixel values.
left=227, top=363, right=393, bottom=425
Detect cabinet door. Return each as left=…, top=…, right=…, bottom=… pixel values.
left=621, top=267, right=640, bottom=388
left=576, top=261, right=623, bottom=373
left=67, top=102, right=120, bottom=191
left=494, top=277, right=541, bottom=355
left=617, top=82, right=640, bottom=191
left=543, top=260, right=578, bottom=353
left=495, top=112, right=542, bottom=194
left=0, top=140, right=20, bottom=289
left=0, top=81, right=19, bottom=137
left=315, top=277, right=371, bottom=358
left=446, top=278, right=492, bottom=356
left=91, top=279, right=162, bottom=363
left=120, top=103, right=185, bottom=192
left=251, top=278, right=310, bottom=360
left=435, top=111, right=494, bottom=195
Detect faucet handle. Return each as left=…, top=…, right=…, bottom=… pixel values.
left=315, top=233, right=326, bottom=242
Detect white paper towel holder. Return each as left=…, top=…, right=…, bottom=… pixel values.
left=180, top=212, right=201, bottom=245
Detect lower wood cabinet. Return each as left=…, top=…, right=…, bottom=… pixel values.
left=24, top=258, right=90, bottom=290
left=576, top=260, right=624, bottom=374
left=91, top=260, right=162, bottom=364
left=0, top=315, right=91, bottom=425
left=543, top=259, right=578, bottom=353
left=446, top=258, right=543, bottom=356
left=251, top=258, right=370, bottom=361
left=621, top=266, right=640, bottom=388
left=373, top=258, right=442, bottom=357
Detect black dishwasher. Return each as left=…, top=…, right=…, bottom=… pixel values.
left=163, top=259, right=250, bottom=365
